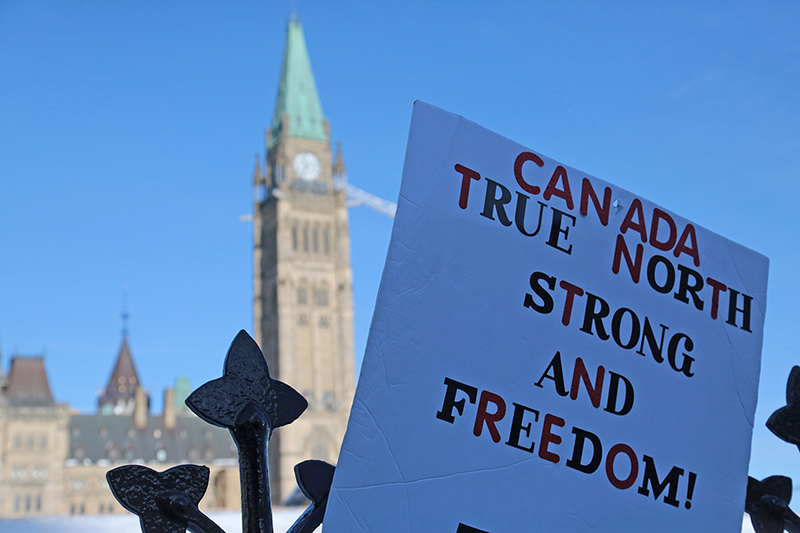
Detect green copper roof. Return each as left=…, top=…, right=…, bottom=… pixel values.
left=270, top=19, right=327, bottom=146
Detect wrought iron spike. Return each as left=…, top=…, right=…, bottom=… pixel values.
left=106, top=464, right=224, bottom=533
left=286, top=460, right=336, bottom=533
left=185, top=330, right=308, bottom=533
left=766, top=366, right=800, bottom=449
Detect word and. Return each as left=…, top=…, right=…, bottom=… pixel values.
left=534, top=352, right=635, bottom=416
left=436, top=377, right=697, bottom=509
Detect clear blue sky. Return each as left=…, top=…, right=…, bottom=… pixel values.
left=1, top=1, right=798, bottom=487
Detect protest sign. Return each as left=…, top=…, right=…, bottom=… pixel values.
left=323, top=102, right=769, bottom=532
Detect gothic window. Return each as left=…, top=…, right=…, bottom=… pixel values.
left=297, top=286, right=308, bottom=305
left=35, top=495, right=41, bottom=512
left=315, top=287, right=329, bottom=307
left=303, top=226, right=309, bottom=252
left=308, top=431, right=333, bottom=463
left=39, top=435, right=47, bottom=449
left=319, top=316, right=330, bottom=327
left=298, top=314, right=309, bottom=326
left=323, top=226, right=330, bottom=254
left=14, top=495, right=21, bottom=513
left=292, top=225, right=298, bottom=250
left=13, top=434, right=21, bottom=448
left=322, top=392, right=338, bottom=410
left=313, top=227, right=319, bottom=253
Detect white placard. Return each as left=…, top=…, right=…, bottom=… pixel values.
left=324, top=102, right=768, bottom=532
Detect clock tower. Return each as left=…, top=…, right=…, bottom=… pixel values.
left=252, top=17, right=356, bottom=502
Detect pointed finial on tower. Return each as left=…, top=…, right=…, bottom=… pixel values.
left=121, top=286, right=130, bottom=340
left=334, top=142, right=346, bottom=175
left=253, top=154, right=264, bottom=186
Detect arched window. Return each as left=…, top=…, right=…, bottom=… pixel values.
left=315, top=285, right=329, bottom=307
left=297, top=286, right=308, bottom=305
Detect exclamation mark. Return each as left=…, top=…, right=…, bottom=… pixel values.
left=684, top=471, right=697, bottom=509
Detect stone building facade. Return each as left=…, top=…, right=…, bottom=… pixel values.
left=253, top=18, right=356, bottom=502
left=0, top=339, right=241, bottom=518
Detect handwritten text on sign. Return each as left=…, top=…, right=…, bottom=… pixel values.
left=324, top=102, right=767, bottom=532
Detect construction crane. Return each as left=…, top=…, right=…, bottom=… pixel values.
left=344, top=183, right=396, bottom=219
left=239, top=182, right=396, bottom=222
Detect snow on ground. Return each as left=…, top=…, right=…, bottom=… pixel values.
left=0, top=507, right=307, bottom=533
left=0, top=509, right=756, bottom=532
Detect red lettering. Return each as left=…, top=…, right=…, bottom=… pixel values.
left=612, top=234, right=643, bottom=284
left=674, top=224, right=701, bottom=267
left=649, top=209, right=677, bottom=252
left=543, top=166, right=574, bottom=210
left=473, top=390, right=506, bottom=443
left=605, top=443, right=639, bottom=490
left=580, top=178, right=611, bottom=226
left=619, top=198, right=647, bottom=242
left=454, top=164, right=481, bottom=210
left=514, top=152, right=543, bottom=195
left=558, top=280, right=585, bottom=326
left=538, top=413, right=565, bottom=463
left=569, top=358, right=605, bottom=409
left=706, top=277, right=728, bottom=320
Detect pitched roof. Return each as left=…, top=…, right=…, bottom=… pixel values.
left=98, top=338, right=142, bottom=410
left=3, top=356, right=55, bottom=406
left=68, top=412, right=237, bottom=464
left=270, top=18, right=327, bottom=146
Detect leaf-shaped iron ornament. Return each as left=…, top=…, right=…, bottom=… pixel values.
left=186, top=330, right=308, bottom=533
left=767, top=366, right=800, bottom=450
left=186, top=330, right=307, bottom=430
left=286, top=460, right=336, bottom=533
left=106, top=464, right=224, bottom=533
left=746, top=476, right=800, bottom=533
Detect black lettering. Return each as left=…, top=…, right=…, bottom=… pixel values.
left=515, top=193, right=546, bottom=237
left=611, top=307, right=640, bottom=350
left=667, top=333, right=695, bottom=378
left=436, top=377, right=478, bottom=423
left=674, top=264, right=704, bottom=311
left=604, top=372, right=635, bottom=416
left=534, top=352, right=569, bottom=397
left=480, top=178, right=512, bottom=226
left=545, top=207, right=575, bottom=254
left=636, top=318, right=667, bottom=363
left=524, top=272, right=556, bottom=313
left=638, top=455, right=684, bottom=508
left=505, top=402, right=540, bottom=453
left=566, top=427, right=602, bottom=474
left=580, top=292, right=611, bottom=340
left=647, top=255, right=675, bottom=294
left=726, top=289, right=753, bottom=332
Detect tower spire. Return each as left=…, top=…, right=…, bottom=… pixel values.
left=121, top=286, right=129, bottom=339
left=269, top=18, right=327, bottom=147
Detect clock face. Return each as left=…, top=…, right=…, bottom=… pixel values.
left=293, top=152, right=321, bottom=181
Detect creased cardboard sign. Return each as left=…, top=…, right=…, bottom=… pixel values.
left=324, top=102, right=768, bottom=532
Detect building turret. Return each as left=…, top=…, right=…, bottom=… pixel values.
left=97, top=337, right=147, bottom=415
